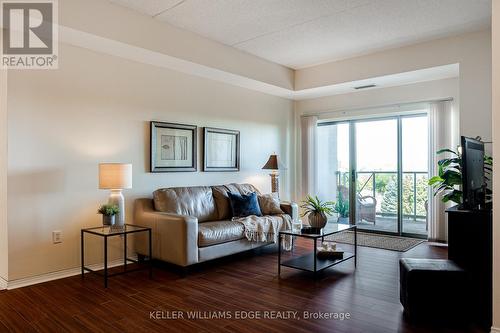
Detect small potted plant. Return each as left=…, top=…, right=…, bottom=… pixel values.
left=334, top=192, right=349, bottom=224
left=300, top=195, right=335, bottom=229
left=97, top=204, right=119, bottom=226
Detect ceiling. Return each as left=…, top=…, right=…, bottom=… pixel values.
left=109, top=0, right=491, bottom=69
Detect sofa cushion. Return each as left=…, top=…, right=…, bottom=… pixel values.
left=153, top=186, right=218, bottom=222
left=212, top=185, right=233, bottom=220
left=198, top=220, right=245, bottom=247
left=228, top=192, right=262, bottom=217
left=212, top=183, right=261, bottom=220
left=226, top=183, right=261, bottom=195
left=258, top=193, right=284, bottom=215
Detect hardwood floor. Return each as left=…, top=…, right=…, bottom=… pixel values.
left=0, top=240, right=485, bottom=333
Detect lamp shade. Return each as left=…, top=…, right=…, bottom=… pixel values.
left=99, top=163, right=132, bottom=189
left=262, top=155, right=279, bottom=170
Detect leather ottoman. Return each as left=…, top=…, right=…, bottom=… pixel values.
left=399, top=258, right=467, bottom=322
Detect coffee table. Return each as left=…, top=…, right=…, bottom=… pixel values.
left=278, top=223, right=357, bottom=276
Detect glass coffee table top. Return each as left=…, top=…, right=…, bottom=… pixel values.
left=278, top=223, right=357, bottom=275
left=280, top=223, right=355, bottom=238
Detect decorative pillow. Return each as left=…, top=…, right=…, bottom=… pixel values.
left=228, top=192, right=262, bottom=218
left=212, top=185, right=232, bottom=220
left=258, top=193, right=284, bottom=215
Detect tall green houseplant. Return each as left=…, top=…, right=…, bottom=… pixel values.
left=334, top=191, right=349, bottom=218
left=428, top=147, right=492, bottom=205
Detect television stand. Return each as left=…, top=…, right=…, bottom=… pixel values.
left=446, top=205, right=492, bottom=329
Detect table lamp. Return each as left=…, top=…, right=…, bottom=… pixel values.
left=99, top=163, right=132, bottom=226
left=262, top=154, right=280, bottom=197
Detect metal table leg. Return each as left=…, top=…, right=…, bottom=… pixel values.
left=313, top=238, right=317, bottom=276
left=104, top=236, right=108, bottom=288
left=354, top=226, right=357, bottom=268
left=81, top=230, right=84, bottom=278
left=278, top=233, right=281, bottom=277
left=149, top=229, right=153, bottom=279
left=124, top=232, right=127, bottom=270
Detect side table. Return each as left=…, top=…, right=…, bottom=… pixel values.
left=81, top=224, right=152, bottom=287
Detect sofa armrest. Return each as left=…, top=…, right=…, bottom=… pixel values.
left=134, top=198, right=198, bottom=266
left=280, top=201, right=299, bottom=222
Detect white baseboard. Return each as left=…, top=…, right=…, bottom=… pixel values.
left=5, top=256, right=137, bottom=290
left=0, top=276, right=7, bottom=290
left=491, top=327, right=500, bottom=333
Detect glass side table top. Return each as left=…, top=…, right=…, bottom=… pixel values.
left=280, top=223, right=355, bottom=238
left=82, top=224, right=150, bottom=236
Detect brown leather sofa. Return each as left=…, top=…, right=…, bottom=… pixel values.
left=134, top=183, right=298, bottom=267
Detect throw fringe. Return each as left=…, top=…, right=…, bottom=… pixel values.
left=233, top=214, right=293, bottom=251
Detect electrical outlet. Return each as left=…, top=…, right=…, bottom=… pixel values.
left=52, top=231, right=62, bottom=244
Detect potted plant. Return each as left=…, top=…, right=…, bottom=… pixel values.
left=334, top=192, right=349, bottom=224
left=97, top=204, right=119, bottom=226
left=428, top=147, right=492, bottom=205
left=300, top=195, right=335, bottom=229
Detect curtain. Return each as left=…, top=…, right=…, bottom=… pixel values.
left=301, top=116, right=318, bottom=199
left=428, top=100, right=458, bottom=242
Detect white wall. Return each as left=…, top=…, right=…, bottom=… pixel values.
left=296, top=30, right=491, bottom=143
left=5, top=43, right=294, bottom=281
left=492, top=0, right=499, bottom=330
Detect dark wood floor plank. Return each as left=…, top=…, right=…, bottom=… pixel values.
left=0, top=241, right=485, bottom=332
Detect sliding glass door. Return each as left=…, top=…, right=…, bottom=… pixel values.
left=355, top=119, right=398, bottom=233
left=317, top=113, right=429, bottom=238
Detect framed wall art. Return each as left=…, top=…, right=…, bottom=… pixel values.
left=203, top=127, right=240, bottom=172
left=150, top=121, right=197, bottom=172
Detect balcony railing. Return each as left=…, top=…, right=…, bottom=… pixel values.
left=336, top=171, right=428, bottom=221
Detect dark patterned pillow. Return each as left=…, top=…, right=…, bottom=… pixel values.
left=227, top=192, right=262, bottom=218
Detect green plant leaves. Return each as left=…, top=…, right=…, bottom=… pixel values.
left=429, top=145, right=493, bottom=205
left=430, top=147, right=462, bottom=203
left=428, top=176, right=444, bottom=185
left=97, top=204, right=119, bottom=216
left=300, top=195, right=335, bottom=217
left=334, top=191, right=349, bottom=218
left=441, top=170, right=462, bottom=186
left=436, top=148, right=459, bottom=156
left=442, top=190, right=463, bottom=204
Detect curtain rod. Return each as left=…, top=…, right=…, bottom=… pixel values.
left=300, top=97, right=454, bottom=118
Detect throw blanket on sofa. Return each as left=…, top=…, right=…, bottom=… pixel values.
left=233, top=214, right=293, bottom=251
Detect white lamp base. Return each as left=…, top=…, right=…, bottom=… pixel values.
left=108, top=189, right=125, bottom=226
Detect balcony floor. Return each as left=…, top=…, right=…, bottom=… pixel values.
left=336, top=216, right=428, bottom=236
left=358, top=216, right=427, bottom=236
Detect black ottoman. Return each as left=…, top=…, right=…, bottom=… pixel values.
left=399, top=258, right=467, bottom=322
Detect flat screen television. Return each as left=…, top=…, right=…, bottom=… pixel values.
left=461, top=136, right=485, bottom=209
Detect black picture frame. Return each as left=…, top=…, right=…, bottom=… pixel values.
left=203, top=127, right=240, bottom=172
left=150, top=121, right=197, bottom=172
